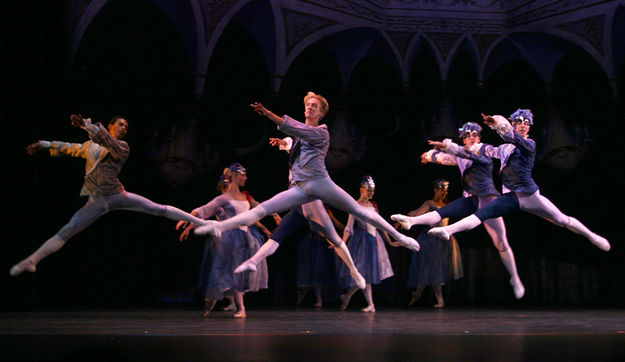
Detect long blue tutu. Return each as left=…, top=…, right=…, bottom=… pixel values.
left=296, top=232, right=337, bottom=287
left=205, top=228, right=268, bottom=300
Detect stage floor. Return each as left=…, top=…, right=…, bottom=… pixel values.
left=1, top=307, right=624, bottom=361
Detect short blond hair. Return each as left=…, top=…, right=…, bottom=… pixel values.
left=303, top=91, right=329, bottom=118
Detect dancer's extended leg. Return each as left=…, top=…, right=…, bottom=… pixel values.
left=391, top=212, right=441, bottom=230
left=196, top=187, right=312, bottom=237
left=299, top=177, right=420, bottom=251
left=483, top=217, right=524, bottom=299
left=428, top=214, right=481, bottom=240
left=234, top=239, right=280, bottom=273
left=234, top=208, right=308, bottom=273
left=10, top=196, right=108, bottom=276
left=518, top=191, right=610, bottom=251
left=303, top=200, right=365, bottom=289
left=109, top=192, right=206, bottom=226
left=429, top=193, right=519, bottom=240
left=392, top=197, right=478, bottom=230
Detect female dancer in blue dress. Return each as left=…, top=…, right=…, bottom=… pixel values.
left=404, top=179, right=463, bottom=308
left=10, top=114, right=206, bottom=276
left=338, top=176, right=400, bottom=313
left=427, top=110, right=610, bottom=252
left=392, top=122, right=525, bottom=298
left=176, top=163, right=268, bottom=318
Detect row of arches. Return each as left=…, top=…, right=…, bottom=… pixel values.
left=71, top=0, right=624, bottom=97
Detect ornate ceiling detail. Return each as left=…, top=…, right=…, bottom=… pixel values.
left=199, top=0, right=237, bottom=44
left=387, top=30, right=417, bottom=59
left=426, top=32, right=463, bottom=60
left=472, top=33, right=500, bottom=59
left=557, top=14, right=605, bottom=55
left=281, top=7, right=339, bottom=54
left=506, top=0, right=600, bottom=27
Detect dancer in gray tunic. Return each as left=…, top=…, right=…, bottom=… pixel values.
left=10, top=114, right=206, bottom=276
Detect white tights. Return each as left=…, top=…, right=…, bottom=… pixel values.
left=429, top=190, right=610, bottom=252
left=197, top=177, right=418, bottom=250
left=11, top=191, right=205, bottom=275
left=235, top=199, right=365, bottom=289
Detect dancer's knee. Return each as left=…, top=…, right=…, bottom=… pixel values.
left=252, top=205, right=267, bottom=219
left=551, top=214, right=570, bottom=227
left=493, top=238, right=509, bottom=253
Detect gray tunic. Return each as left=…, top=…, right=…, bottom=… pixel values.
left=40, top=122, right=129, bottom=196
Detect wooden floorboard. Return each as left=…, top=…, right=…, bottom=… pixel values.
left=1, top=307, right=624, bottom=361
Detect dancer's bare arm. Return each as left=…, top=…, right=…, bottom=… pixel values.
left=251, top=102, right=284, bottom=126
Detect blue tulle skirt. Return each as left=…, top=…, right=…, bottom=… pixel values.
left=341, top=228, right=380, bottom=287
left=296, top=232, right=337, bottom=287
left=406, top=228, right=449, bottom=287
left=204, top=228, right=268, bottom=300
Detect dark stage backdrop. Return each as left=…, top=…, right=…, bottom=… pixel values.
left=2, top=1, right=623, bottom=309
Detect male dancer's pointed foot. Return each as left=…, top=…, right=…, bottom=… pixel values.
left=590, top=234, right=610, bottom=251
left=397, top=235, right=420, bottom=252
left=428, top=227, right=450, bottom=240
left=361, top=304, right=375, bottom=313
left=391, top=214, right=413, bottom=230
left=351, top=271, right=366, bottom=289
left=194, top=220, right=222, bottom=238
left=234, top=261, right=256, bottom=274
left=9, top=259, right=36, bottom=277
left=510, top=277, right=525, bottom=299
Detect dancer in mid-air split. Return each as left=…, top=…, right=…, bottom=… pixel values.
left=338, top=176, right=399, bottom=313
left=426, top=110, right=610, bottom=252
left=392, top=121, right=525, bottom=298
left=10, top=114, right=207, bottom=277
left=195, top=91, right=420, bottom=270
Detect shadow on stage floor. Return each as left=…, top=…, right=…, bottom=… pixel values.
left=1, top=307, right=624, bottom=361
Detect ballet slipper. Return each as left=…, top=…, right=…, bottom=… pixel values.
left=391, top=214, right=413, bottom=230
left=397, top=235, right=420, bottom=251
left=510, top=277, right=525, bottom=299
left=361, top=304, right=375, bottom=313
left=434, top=302, right=444, bottom=308
left=339, top=294, right=349, bottom=311
left=202, top=299, right=216, bottom=317
left=9, top=259, right=36, bottom=277
left=194, top=220, right=222, bottom=238
left=233, top=309, right=246, bottom=318
left=313, top=300, right=322, bottom=308
left=234, top=261, right=256, bottom=273
left=351, top=271, right=366, bottom=290
left=589, top=234, right=610, bottom=252
left=428, top=227, right=450, bottom=240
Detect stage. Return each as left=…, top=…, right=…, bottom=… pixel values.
left=1, top=307, right=624, bottom=361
